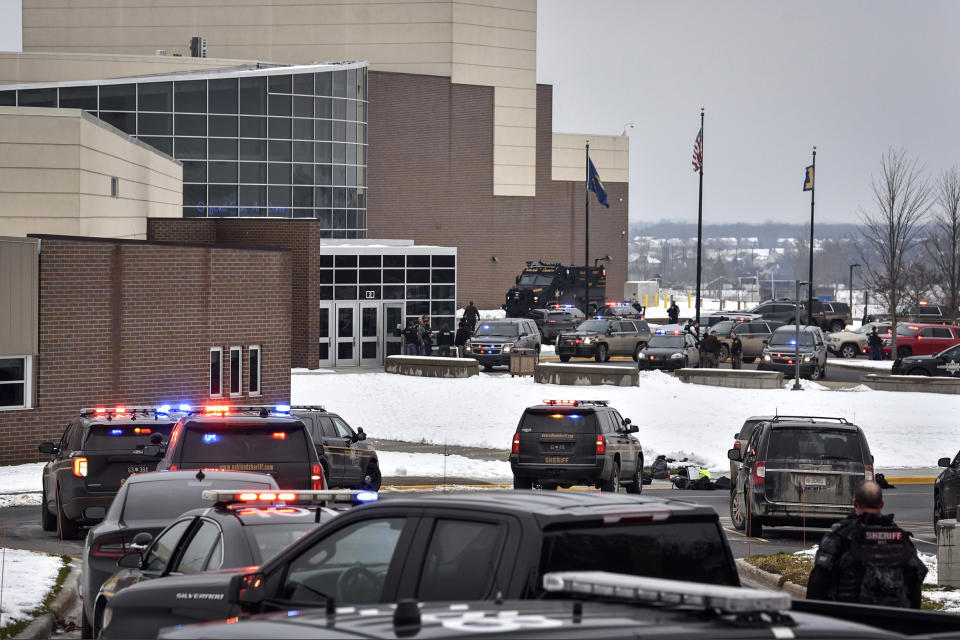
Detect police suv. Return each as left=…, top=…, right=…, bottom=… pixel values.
left=510, top=400, right=642, bottom=492
left=39, top=405, right=182, bottom=539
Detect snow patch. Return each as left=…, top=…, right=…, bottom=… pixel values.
left=379, top=451, right=511, bottom=481
left=0, top=549, right=64, bottom=627
left=0, top=463, right=44, bottom=507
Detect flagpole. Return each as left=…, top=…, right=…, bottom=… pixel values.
left=807, top=146, right=816, bottom=324
left=585, top=141, right=590, bottom=315
left=695, top=108, right=704, bottom=328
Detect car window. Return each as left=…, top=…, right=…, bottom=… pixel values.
left=143, top=519, right=193, bottom=572
left=416, top=519, right=504, bottom=600
left=637, top=321, right=649, bottom=332
left=746, top=323, right=767, bottom=333
left=316, top=416, right=338, bottom=439
left=331, top=417, right=355, bottom=440
left=180, top=422, right=310, bottom=463
left=953, top=451, right=960, bottom=467
left=931, top=328, right=953, bottom=338
left=767, top=428, right=863, bottom=461
left=68, top=423, right=84, bottom=451
left=520, top=410, right=597, bottom=433
left=920, top=327, right=937, bottom=338
left=204, top=535, right=223, bottom=571
left=121, top=477, right=275, bottom=522
left=942, top=345, right=960, bottom=360
left=283, top=517, right=406, bottom=604
left=611, top=411, right=626, bottom=430
left=58, top=424, right=72, bottom=453
left=244, top=522, right=316, bottom=565
left=173, top=520, right=222, bottom=575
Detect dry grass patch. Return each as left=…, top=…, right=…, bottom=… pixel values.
left=746, top=552, right=814, bottom=587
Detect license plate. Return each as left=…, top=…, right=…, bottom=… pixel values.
left=804, top=476, right=827, bottom=487
left=127, top=465, right=149, bottom=474
left=549, top=443, right=568, bottom=451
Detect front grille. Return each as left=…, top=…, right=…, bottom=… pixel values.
left=473, top=344, right=502, bottom=354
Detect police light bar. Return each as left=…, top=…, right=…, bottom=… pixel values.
left=202, top=489, right=379, bottom=506
left=541, top=571, right=791, bottom=614
left=80, top=406, right=186, bottom=419
left=542, top=400, right=609, bottom=407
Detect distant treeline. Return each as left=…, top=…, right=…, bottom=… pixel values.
left=629, top=220, right=861, bottom=246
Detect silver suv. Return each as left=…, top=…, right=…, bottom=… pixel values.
left=757, top=325, right=828, bottom=380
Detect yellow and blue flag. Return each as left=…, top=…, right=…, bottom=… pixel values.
left=803, top=164, right=814, bottom=191
left=588, top=157, right=610, bottom=208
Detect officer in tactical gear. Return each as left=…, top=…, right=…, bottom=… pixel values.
left=807, top=480, right=927, bottom=608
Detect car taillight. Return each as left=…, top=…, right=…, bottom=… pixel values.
left=864, top=465, right=874, bottom=482
left=753, top=462, right=766, bottom=485
left=312, top=463, right=324, bottom=490
left=596, top=434, right=606, bottom=455
left=73, top=457, right=88, bottom=477
left=169, top=465, right=178, bottom=471
left=512, top=433, right=520, bottom=454
left=92, top=538, right=126, bottom=558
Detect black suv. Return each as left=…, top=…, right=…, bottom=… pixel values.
left=556, top=318, right=652, bottom=362
left=39, top=406, right=182, bottom=539
left=749, top=299, right=851, bottom=332
left=291, top=406, right=381, bottom=490
left=893, top=343, right=960, bottom=377
left=130, top=491, right=739, bottom=636
left=155, top=405, right=325, bottom=490
left=727, top=416, right=874, bottom=537
left=510, top=400, right=642, bottom=492
left=464, top=319, right=542, bottom=370
left=524, top=305, right=585, bottom=341
left=935, top=450, right=960, bottom=524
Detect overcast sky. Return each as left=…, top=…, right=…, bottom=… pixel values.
left=1, top=1, right=957, bottom=225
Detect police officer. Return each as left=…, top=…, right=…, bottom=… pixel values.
left=667, top=300, right=680, bottom=325
left=807, top=480, right=927, bottom=608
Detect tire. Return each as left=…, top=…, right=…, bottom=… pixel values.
left=559, top=355, right=571, bottom=363
left=839, top=343, right=858, bottom=359
left=625, top=457, right=643, bottom=494
left=809, top=364, right=822, bottom=381
left=632, top=343, right=642, bottom=361
left=600, top=462, right=620, bottom=492
left=40, top=482, right=56, bottom=532
left=513, top=476, right=532, bottom=490
left=908, top=368, right=930, bottom=376
left=483, top=364, right=493, bottom=371
left=594, top=344, right=608, bottom=363
left=830, top=320, right=845, bottom=333
left=719, top=344, right=730, bottom=362
left=56, top=485, right=80, bottom=540
left=360, top=462, right=381, bottom=491
left=730, top=489, right=747, bottom=531
left=742, top=357, right=756, bottom=364
left=935, top=491, right=945, bottom=526
left=897, top=346, right=912, bottom=358
left=81, top=605, right=93, bottom=639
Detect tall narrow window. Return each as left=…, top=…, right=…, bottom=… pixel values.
left=248, top=345, right=261, bottom=396
left=0, top=356, right=30, bottom=410
left=210, top=347, right=223, bottom=397
left=229, top=346, right=242, bottom=397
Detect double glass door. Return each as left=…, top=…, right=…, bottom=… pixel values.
left=319, top=302, right=392, bottom=367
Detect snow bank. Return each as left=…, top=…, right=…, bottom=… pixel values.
left=293, top=370, right=957, bottom=470
left=379, top=451, right=511, bottom=481
left=0, top=549, right=64, bottom=627
left=830, top=359, right=894, bottom=372
left=0, top=463, right=44, bottom=507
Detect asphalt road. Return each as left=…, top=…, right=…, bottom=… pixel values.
left=0, top=483, right=934, bottom=563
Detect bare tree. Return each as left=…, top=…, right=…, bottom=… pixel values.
left=857, top=148, right=932, bottom=356
left=927, top=167, right=960, bottom=322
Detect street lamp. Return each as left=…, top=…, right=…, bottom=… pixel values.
left=620, top=123, right=635, bottom=136
left=849, top=263, right=861, bottom=320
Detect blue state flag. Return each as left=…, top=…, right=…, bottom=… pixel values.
left=803, top=164, right=814, bottom=191
left=588, top=157, right=610, bottom=208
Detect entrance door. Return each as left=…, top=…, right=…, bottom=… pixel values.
left=335, top=302, right=359, bottom=366
left=359, top=302, right=379, bottom=366
left=383, top=303, right=404, bottom=357
left=318, top=303, right=333, bottom=367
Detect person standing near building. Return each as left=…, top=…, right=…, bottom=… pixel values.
left=419, top=317, right=433, bottom=356
left=464, top=301, right=480, bottom=331
left=403, top=320, right=419, bottom=355
left=730, top=333, right=743, bottom=369
left=868, top=327, right=884, bottom=361
left=437, top=322, right=454, bottom=357
left=667, top=300, right=680, bottom=325
left=455, top=319, right=472, bottom=357
left=699, top=329, right=721, bottom=368
left=807, top=481, right=926, bottom=608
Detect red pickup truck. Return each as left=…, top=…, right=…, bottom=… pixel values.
left=883, top=323, right=960, bottom=358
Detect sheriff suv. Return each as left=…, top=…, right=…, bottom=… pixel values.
left=38, top=406, right=182, bottom=539
left=556, top=318, right=652, bottom=362
left=464, top=319, right=542, bottom=370
left=155, top=404, right=325, bottom=491
left=510, top=400, right=642, bottom=492
left=291, top=406, right=381, bottom=490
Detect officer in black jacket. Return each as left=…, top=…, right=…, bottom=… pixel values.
left=436, top=322, right=455, bottom=357
left=807, top=480, right=927, bottom=608
left=454, top=319, right=472, bottom=357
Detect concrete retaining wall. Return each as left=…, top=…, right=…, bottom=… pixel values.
left=675, top=368, right=784, bottom=389
left=535, top=363, right=638, bottom=387
left=862, top=374, right=960, bottom=395
left=385, top=355, right=479, bottom=378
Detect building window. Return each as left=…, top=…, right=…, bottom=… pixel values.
left=249, top=345, right=261, bottom=396
left=209, top=347, right=223, bottom=397
left=110, top=176, right=119, bottom=197
left=229, top=346, right=242, bottom=397
left=0, top=356, right=31, bottom=410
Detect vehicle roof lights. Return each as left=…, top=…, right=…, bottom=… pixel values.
left=275, top=404, right=291, bottom=413
left=202, top=489, right=379, bottom=507
left=541, top=571, right=791, bottom=614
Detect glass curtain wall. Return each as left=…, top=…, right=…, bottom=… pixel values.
left=0, top=65, right=368, bottom=238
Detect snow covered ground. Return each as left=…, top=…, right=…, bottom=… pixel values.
left=0, top=549, right=65, bottom=628
left=0, top=463, right=44, bottom=507
left=293, top=370, right=957, bottom=470
left=378, top=451, right=510, bottom=481
left=829, top=359, right=894, bottom=371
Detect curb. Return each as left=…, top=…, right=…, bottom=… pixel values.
left=735, top=558, right=806, bottom=599
left=884, top=476, right=936, bottom=485
left=14, top=562, right=78, bottom=640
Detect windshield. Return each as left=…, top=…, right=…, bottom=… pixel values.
left=245, top=522, right=315, bottom=564
left=769, top=331, right=814, bottom=347
left=120, top=476, right=275, bottom=522
left=648, top=335, right=685, bottom=348
left=518, top=273, right=553, bottom=286
left=896, top=325, right=919, bottom=336
left=576, top=320, right=610, bottom=333
left=767, top=428, right=864, bottom=461
left=181, top=422, right=310, bottom=463
left=473, top=323, right=519, bottom=337
left=711, top=321, right=736, bottom=335
left=84, top=423, right=175, bottom=451
left=520, top=411, right=598, bottom=433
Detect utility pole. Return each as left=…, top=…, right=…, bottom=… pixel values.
left=849, top=263, right=860, bottom=319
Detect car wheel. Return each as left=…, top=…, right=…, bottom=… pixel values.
left=40, top=482, right=56, bottom=532
left=839, top=344, right=858, bottom=359
left=830, top=320, right=845, bottom=333
left=513, top=477, right=532, bottom=490
left=595, top=344, right=608, bottom=362
left=742, top=357, right=756, bottom=364
left=360, top=462, right=382, bottom=491
left=559, top=355, right=571, bottom=363
left=730, top=489, right=747, bottom=531
left=56, top=485, right=80, bottom=540
left=809, top=365, right=822, bottom=381
left=626, top=457, right=643, bottom=494
left=81, top=605, right=93, bottom=639
left=683, top=355, right=689, bottom=368
left=719, top=344, right=730, bottom=362
left=483, top=364, right=493, bottom=371
left=632, top=343, right=642, bottom=361
left=93, top=598, right=107, bottom=639
left=600, top=462, right=620, bottom=492
left=935, top=491, right=944, bottom=526
left=908, top=368, right=931, bottom=376
left=897, top=346, right=912, bottom=358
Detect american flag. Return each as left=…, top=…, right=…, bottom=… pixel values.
left=692, top=128, right=703, bottom=172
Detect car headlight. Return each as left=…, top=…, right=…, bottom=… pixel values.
left=763, top=354, right=772, bottom=361
left=465, top=343, right=473, bottom=352
left=582, top=337, right=593, bottom=344
left=638, top=351, right=646, bottom=358
left=803, top=355, right=812, bottom=362
left=670, top=353, right=683, bottom=359
left=503, top=344, right=513, bottom=353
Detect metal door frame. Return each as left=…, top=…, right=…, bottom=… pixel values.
left=318, top=302, right=334, bottom=368
left=334, top=302, right=359, bottom=367
left=359, top=301, right=380, bottom=366
left=383, top=302, right=405, bottom=359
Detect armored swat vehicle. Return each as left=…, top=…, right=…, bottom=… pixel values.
left=504, top=261, right=606, bottom=317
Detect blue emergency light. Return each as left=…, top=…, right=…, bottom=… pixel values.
left=110, top=429, right=123, bottom=435
left=157, top=404, right=172, bottom=414
left=179, top=404, right=192, bottom=412
left=202, top=433, right=219, bottom=444
left=356, top=491, right=379, bottom=503
left=275, top=404, right=291, bottom=414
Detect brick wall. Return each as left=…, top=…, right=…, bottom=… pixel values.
left=0, top=235, right=291, bottom=465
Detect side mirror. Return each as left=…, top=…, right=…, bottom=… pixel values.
left=229, top=571, right=266, bottom=605
left=762, top=339, right=769, bottom=345
left=939, top=457, right=952, bottom=468
left=129, top=531, right=154, bottom=552
left=117, top=552, right=142, bottom=569
left=38, top=442, right=57, bottom=455
left=142, top=445, right=164, bottom=458
left=356, top=428, right=367, bottom=441
left=623, top=418, right=631, bottom=425
left=627, top=424, right=639, bottom=433
left=727, top=448, right=742, bottom=462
